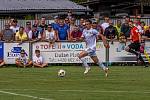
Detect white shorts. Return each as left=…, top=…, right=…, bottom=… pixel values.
left=85, top=48, right=96, bottom=57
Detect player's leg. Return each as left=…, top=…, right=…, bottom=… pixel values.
left=125, top=43, right=139, bottom=55
left=25, top=61, right=33, bottom=67
left=33, top=63, right=43, bottom=68
left=135, top=43, right=148, bottom=67
left=15, top=61, right=24, bottom=68
left=0, top=61, right=5, bottom=67
left=125, top=43, right=148, bottom=67
left=78, top=50, right=89, bottom=74
left=90, top=55, right=109, bottom=77
left=41, top=63, right=48, bottom=68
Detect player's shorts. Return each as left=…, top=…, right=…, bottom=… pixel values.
left=85, top=48, right=96, bottom=57
left=128, top=42, right=140, bottom=51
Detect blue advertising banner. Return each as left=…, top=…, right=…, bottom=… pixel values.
left=0, top=42, right=4, bottom=59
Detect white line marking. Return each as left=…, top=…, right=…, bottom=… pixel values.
left=0, top=90, right=53, bottom=100
left=1, top=89, right=150, bottom=94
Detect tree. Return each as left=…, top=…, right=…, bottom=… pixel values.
left=70, top=0, right=87, bottom=3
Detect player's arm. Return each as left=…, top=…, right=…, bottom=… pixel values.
left=99, top=33, right=109, bottom=48
left=138, top=32, right=142, bottom=43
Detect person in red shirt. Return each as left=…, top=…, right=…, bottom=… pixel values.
left=71, top=25, right=82, bottom=41
left=125, top=21, right=148, bottom=67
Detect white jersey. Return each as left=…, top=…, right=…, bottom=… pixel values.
left=33, top=55, right=43, bottom=64
left=45, top=30, right=55, bottom=40
left=18, top=56, right=28, bottom=65
left=82, top=28, right=99, bottom=51
left=10, top=26, right=20, bottom=33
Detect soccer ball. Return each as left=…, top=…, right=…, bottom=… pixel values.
left=58, top=69, right=66, bottom=77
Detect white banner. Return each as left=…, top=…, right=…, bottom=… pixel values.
left=4, top=43, right=30, bottom=64
left=109, top=41, right=150, bottom=62
left=32, top=42, right=106, bottom=63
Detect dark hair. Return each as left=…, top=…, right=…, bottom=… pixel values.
left=20, top=49, right=25, bottom=54
left=13, top=19, right=18, bottom=23
left=92, top=22, right=97, bottom=24
left=35, top=50, right=40, bottom=53
left=19, top=26, right=24, bottom=30
left=86, top=19, right=92, bottom=24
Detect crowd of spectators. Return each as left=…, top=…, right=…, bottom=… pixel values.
left=0, top=15, right=150, bottom=44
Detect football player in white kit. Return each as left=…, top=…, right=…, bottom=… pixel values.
left=78, top=20, right=109, bottom=77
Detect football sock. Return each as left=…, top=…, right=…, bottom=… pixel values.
left=80, top=58, right=89, bottom=68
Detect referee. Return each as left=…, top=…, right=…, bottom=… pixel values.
left=125, top=21, right=148, bottom=67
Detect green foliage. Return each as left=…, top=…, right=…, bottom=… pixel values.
left=70, top=0, right=87, bottom=3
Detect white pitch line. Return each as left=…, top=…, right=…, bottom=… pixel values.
left=0, top=90, right=53, bottom=100
left=1, top=89, right=150, bottom=94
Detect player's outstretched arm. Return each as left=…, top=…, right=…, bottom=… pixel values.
left=99, top=34, right=109, bottom=48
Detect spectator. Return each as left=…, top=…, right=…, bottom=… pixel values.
left=69, top=17, right=76, bottom=33
left=15, top=49, right=32, bottom=68
left=0, top=23, right=14, bottom=42
left=39, top=17, right=48, bottom=32
left=71, top=25, right=82, bottom=41
left=64, top=18, right=70, bottom=26
left=34, top=19, right=40, bottom=26
left=133, top=19, right=143, bottom=35
left=56, top=19, right=70, bottom=41
left=121, top=20, right=130, bottom=38
left=33, top=50, right=48, bottom=68
left=104, top=20, right=117, bottom=42
left=52, top=16, right=59, bottom=30
left=8, top=18, right=14, bottom=27
left=123, top=16, right=130, bottom=23
left=78, top=18, right=86, bottom=32
left=15, top=27, right=28, bottom=44
left=145, top=26, right=150, bottom=38
left=28, top=25, right=41, bottom=40
left=37, top=17, right=47, bottom=36
left=0, top=59, right=5, bottom=68
left=115, top=20, right=122, bottom=39
left=44, top=24, right=57, bottom=48
left=67, top=10, right=73, bottom=20
left=141, top=21, right=149, bottom=32
left=25, top=21, right=32, bottom=35
left=117, top=32, right=126, bottom=52
left=10, top=19, right=20, bottom=33
left=92, top=22, right=103, bottom=34
left=101, top=16, right=109, bottom=32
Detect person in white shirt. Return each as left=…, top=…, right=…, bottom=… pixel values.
left=101, top=17, right=109, bottom=33
left=44, top=24, right=57, bottom=48
left=15, top=49, right=32, bottom=68
left=33, top=50, right=48, bottom=68
left=10, top=19, right=20, bottom=33
left=78, top=20, right=109, bottom=77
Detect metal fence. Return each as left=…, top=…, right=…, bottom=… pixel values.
left=0, top=18, right=150, bottom=31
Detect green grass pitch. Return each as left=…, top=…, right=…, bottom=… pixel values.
left=0, top=66, right=150, bottom=100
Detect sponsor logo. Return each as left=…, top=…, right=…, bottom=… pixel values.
left=7, top=47, right=27, bottom=57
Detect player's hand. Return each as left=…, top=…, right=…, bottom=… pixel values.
left=104, top=43, right=110, bottom=48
